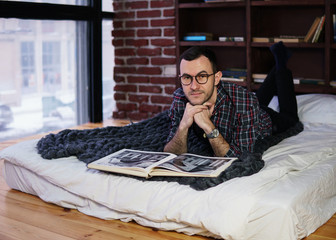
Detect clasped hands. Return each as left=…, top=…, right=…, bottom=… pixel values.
left=180, top=102, right=215, bottom=134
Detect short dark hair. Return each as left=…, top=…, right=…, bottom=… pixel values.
left=179, top=46, right=218, bottom=73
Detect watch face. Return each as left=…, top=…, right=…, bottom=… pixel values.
left=208, top=128, right=219, bottom=138
left=212, top=128, right=219, bottom=138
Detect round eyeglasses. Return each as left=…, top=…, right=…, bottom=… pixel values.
left=179, top=72, right=216, bottom=86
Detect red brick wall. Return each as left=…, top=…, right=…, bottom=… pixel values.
left=112, top=0, right=176, bottom=120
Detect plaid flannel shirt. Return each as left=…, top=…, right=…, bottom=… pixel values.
left=167, top=81, right=272, bottom=157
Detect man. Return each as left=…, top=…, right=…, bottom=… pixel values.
left=164, top=43, right=299, bottom=157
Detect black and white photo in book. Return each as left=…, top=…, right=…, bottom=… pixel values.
left=87, top=149, right=237, bottom=178
left=157, top=154, right=232, bottom=174
left=105, top=149, right=170, bottom=169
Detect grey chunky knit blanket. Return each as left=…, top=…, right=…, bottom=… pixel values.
left=37, top=110, right=303, bottom=190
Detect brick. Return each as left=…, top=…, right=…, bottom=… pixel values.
left=150, top=77, right=176, bottom=85
left=113, top=21, right=123, bottom=29
left=164, top=8, right=175, bottom=17
left=137, top=28, right=161, bottom=37
left=113, top=110, right=126, bottom=119
left=151, top=57, right=176, bottom=65
left=115, top=11, right=136, bottom=19
left=137, top=10, right=161, bottom=18
left=151, top=38, right=175, bottom=47
left=113, top=75, right=125, bottom=83
left=126, top=20, right=148, bottom=28
left=151, top=0, right=174, bottom=8
left=137, top=48, right=161, bottom=56
left=127, top=111, right=149, bottom=121
left=164, top=86, right=176, bottom=94
left=126, top=39, right=149, bottom=47
left=114, top=84, right=137, bottom=92
left=114, top=92, right=126, bottom=101
left=129, top=94, right=149, bottom=103
left=139, top=103, right=162, bottom=113
left=112, top=39, right=124, bottom=47
left=151, top=18, right=175, bottom=27
left=125, top=1, right=148, bottom=9
left=128, top=76, right=149, bottom=83
left=137, top=67, right=162, bottom=75
left=164, top=28, right=175, bottom=37
left=151, top=95, right=172, bottom=104
left=139, top=85, right=162, bottom=93
left=114, top=66, right=137, bottom=74
left=112, top=29, right=135, bottom=38
left=127, top=57, right=149, bottom=65
left=115, top=48, right=136, bottom=56
left=114, top=58, right=125, bottom=65
left=113, top=1, right=124, bottom=11
left=163, top=47, right=176, bottom=56
left=116, top=102, right=138, bottom=111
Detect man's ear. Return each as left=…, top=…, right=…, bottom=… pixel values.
left=214, top=71, right=222, bottom=86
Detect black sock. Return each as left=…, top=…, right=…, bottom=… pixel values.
left=270, top=41, right=292, bottom=70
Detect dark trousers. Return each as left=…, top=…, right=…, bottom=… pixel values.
left=256, top=67, right=299, bottom=134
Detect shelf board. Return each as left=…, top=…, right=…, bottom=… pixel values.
left=251, top=83, right=333, bottom=93
left=179, top=41, right=246, bottom=47
left=179, top=2, right=245, bottom=9
left=251, top=42, right=325, bottom=48
left=251, top=0, right=324, bottom=7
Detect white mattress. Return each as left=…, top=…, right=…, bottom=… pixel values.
left=2, top=121, right=336, bottom=240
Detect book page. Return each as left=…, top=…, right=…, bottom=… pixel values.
left=154, top=153, right=235, bottom=176
left=93, top=149, right=174, bottom=170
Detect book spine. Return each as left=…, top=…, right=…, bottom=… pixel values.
left=183, top=36, right=207, bottom=41
left=219, top=36, right=244, bottom=42
left=304, top=17, right=320, bottom=43
left=312, top=15, right=325, bottom=43
left=333, top=14, right=336, bottom=43
left=222, top=70, right=247, bottom=78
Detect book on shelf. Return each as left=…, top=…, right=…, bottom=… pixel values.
left=221, top=77, right=245, bottom=82
left=222, top=68, right=246, bottom=82
left=252, top=37, right=273, bottom=43
left=252, top=73, right=299, bottom=84
left=274, top=36, right=305, bottom=43
left=183, top=32, right=213, bottom=41
left=300, top=78, right=325, bottom=85
left=333, top=14, right=336, bottom=43
left=312, top=15, right=325, bottom=43
left=252, top=73, right=267, bottom=79
left=87, top=149, right=238, bottom=178
left=204, top=0, right=244, bottom=3
left=304, top=17, right=321, bottom=43
left=252, top=73, right=267, bottom=84
left=330, top=81, right=336, bottom=88
left=219, top=36, right=244, bottom=42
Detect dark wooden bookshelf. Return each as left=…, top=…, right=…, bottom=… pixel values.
left=175, top=0, right=336, bottom=94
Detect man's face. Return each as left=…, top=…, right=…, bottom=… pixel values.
left=180, top=55, right=220, bottom=106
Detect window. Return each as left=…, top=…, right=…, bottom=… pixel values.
left=4, top=0, right=87, bottom=5
left=0, top=1, right=114, bottom=142
left=21, top=41, right=35, bottom=92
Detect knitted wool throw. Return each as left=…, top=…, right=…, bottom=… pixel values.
left=37, top=110, right=304, bottom=190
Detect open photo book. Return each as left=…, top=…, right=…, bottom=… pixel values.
left=87, top=149, right=238, bottom=178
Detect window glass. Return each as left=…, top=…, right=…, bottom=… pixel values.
left=0, top=18, right=87, bottom=141
left=102, top=0, right=113, bottom=12
left=102, top=19, right=115, bottom=120
left=2, top=0, right=87, bottom=6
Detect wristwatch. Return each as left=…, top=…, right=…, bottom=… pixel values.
left=204, top=128, right=219, bottom=139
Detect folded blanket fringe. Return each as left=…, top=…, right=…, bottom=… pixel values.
left=37, top=110, right=304, bottom=190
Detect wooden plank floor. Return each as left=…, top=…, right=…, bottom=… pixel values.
left=0, top=119, right=335, bottom=240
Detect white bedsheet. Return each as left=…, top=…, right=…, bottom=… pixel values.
left=2, top=122, right=336, bottom=240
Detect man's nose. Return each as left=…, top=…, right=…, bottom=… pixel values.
left=190, top=77, right=200, bottom=89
